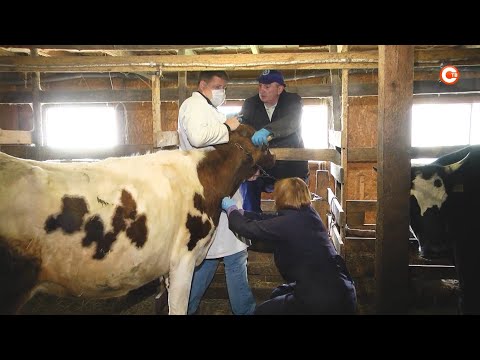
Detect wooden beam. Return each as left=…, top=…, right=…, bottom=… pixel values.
left=31, top=48, right=43, bottom=146
left=330, top=162, right=344, bottom=184
left=348, top=147, right=377, bottom=162
left=250, top=45, right=260, bottom=54
left=330, top=45, right=343, bottom=131
left=3, top=45, right=220, bottom=51
left=1, top=49, right=478, bottom=73
left=340, top=61, right=349, bottom=209
left=346, top=200, right=377, bottom=226
left=152, top=73, right=161, bottom=135
left=330, top=223, right=344, bottom=257
left=376, top=45, right=413, bottom=314
left=326, top=145, right=472, bottom=163
left=3, top=78, right=480, bottom=105
left=0, top=52, right=379, bottom=72
left=410, top=145, right=466, bottom=159
left=315, top=170, right=330, bottom=225
left=0, top=129, right=32, bottom=144
left=328, top=187, right=346, bottom=228
left=177, top=49, right=188, bottom=105
left=270, top=148, right=340, bottom=163
left=408, top=264, right=457, bottom=279
left=414, top=48, right=480, bottom=66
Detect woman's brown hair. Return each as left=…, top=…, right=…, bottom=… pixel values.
left=273, top=177, right=311, bottom=211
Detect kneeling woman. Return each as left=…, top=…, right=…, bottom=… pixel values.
left=222, top=177, right=357, bottom=315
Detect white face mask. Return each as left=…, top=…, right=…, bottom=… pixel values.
left=211, top=89, right=226, bottom=107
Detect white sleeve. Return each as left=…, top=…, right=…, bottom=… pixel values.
left=182, top=101, right=230, bottom=148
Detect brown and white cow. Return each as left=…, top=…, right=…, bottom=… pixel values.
left=0, top=124, right=275, bottom=315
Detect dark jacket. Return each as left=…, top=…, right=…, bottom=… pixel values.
left=241, top=91, right=309, bottom=180
left=228, top=205, right=357, bottom=313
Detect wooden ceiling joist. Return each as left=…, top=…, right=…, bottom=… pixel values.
left=0, top=52, right=379, bottom=73
left=0, top=48, right=479, bottom=73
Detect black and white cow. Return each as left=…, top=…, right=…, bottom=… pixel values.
left=410, top=145, right=480, bottom=314
left=0, top=124, right=275, bottom=315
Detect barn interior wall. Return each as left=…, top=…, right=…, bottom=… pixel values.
left=343, top=95, right=379, bottom=314
left=346, top=95, right=378, bottom=217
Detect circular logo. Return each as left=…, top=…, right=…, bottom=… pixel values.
left=439, top=65, right=460, bottom=85
left=262, top=70, right=270, bottom=75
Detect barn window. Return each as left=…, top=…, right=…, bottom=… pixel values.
left=301, top=104, right=329, bottom=149
left=44, top=105, right=119, bottom=148
left=218, top=103, right=329, bottom=149
left=412, top=102, right=480, bottom=147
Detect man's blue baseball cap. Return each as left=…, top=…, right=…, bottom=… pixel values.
left=257, top=70, right=286, bottom=86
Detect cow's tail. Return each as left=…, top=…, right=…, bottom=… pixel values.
left=0, top=237, right=41, bottom=314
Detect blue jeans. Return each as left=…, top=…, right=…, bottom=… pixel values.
left=188, top=249, right=256, bottom=315
left=240, top=177, right=276, bottom=212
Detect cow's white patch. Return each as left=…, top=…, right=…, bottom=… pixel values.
left=411, top=173, right=448, bottom=216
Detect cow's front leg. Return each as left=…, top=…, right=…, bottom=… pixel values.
left=167, top=255, right=196, bottom=315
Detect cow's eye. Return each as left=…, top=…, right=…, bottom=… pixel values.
left=434, top=179, right=443, bottom=188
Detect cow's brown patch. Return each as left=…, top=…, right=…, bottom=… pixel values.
left=44, top=196, right=89, bottom=234
left=81, top=189, right=148, bottom=259
left=82, top=215, right=113, bottom=259
left=193, top=193, right=207, bottom=213
left=111, top=206, right=127, bottom=234
left=0, top=237, right=41, bottom=314
left=126, top=215, right=148, bottom=247
left=121, top=189, right=137, bottom=219
left=186, top=214, right=212, bottom=251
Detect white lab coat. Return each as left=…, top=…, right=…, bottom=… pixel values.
left=178, top=91, right=248, bottom=258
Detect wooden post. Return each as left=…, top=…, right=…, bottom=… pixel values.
left=329, top=45, right=342, bottom=132
left=31, top=48, right=43, bottom=146
left=152, top=73, right=162, bottom=140
left=375, top=45, right=413, bottom=314
left=340, top=45, right=349, bottom=210
left=177, top=49, right=188, bottom=106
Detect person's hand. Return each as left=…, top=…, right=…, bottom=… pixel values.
left=251, top=128, right=271, bottom=146
left=221, top=197, right=237, bottom=211
left=225, top=116, right=240, bottom=131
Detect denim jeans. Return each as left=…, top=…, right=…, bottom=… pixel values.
left=240, top=177, right=276, bottom=212
left=187, top=249, right=256, bottom=315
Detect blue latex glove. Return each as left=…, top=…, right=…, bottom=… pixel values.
left=221, top=197, right=237, bottom=211
left=251, top=128, right=271, bottom=147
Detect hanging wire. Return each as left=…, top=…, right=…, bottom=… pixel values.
left=109, top=72, right=114, bottom=90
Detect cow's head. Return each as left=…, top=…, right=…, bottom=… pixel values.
left=227, top=124, right=276, bottom=178
left=197, top=124, right=275, bottom=223
left=410, top=154, right=468, bottom=259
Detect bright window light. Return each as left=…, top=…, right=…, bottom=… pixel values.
left=45, top=105, right=118, bottom=149
left=471, top=103, right=480, bottom=144
left=219, top=104, right=329, bottom=149
left=218, top=105, right=241, bottom=117
left=412, top=103, right=473, bottom=147
left=302, top=105, right=329, bottom=149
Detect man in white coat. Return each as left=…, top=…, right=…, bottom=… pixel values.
left=177, top=71, right=256, bottom=315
